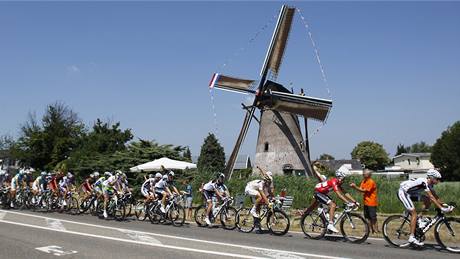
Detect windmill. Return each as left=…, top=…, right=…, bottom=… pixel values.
left=209, top=5, right=332, bottom=178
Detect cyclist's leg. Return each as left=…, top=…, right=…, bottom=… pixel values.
left=398, top=189, right=418, bottom=242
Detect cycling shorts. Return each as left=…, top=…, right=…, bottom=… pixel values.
left=203, top=190, right=215, bottom=201
left=244, top=187, right=259, bottom=197
left=141, top=188, right=153, bottom=197
left=314, top=192, right=332, bottom=205
left=398, top=188, right=415, bottom=211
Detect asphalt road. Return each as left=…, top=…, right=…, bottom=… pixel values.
left=0, top=209, right=458, bottom=259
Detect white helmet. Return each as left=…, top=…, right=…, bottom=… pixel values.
left=155, top=173, right=162, bottom=178
left=335, top=165, right=349, bottom=179
left=168, top=171, right=175, bottom=177
left=162, top=174, right=168, bottom=180
left=93, top=172, right=100, bottom=178
left=427, top=169, right=442, bottom=179
left=104, top=171, right=112, bottom=177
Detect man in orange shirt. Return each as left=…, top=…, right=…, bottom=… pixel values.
left=350, top=169, right=379, bottom=234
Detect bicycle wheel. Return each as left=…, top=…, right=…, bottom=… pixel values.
left=267, top=209, right=290, bottom=236
left=148, top=203, right=162, bottom=224
left=194, top=205, right=207, bottom=227
left=340, top=213, right=369, bottom=243
left=220, top=206, right=237, bottom=230
left=169, top=204, right=186, bottom=226
left=236, top=208, right=255, bottom=233
left=134, top=200, right=147, bottom=221
left=114, top=203, right=126, bottom=221
left=435, top=217, right=460, bottom=253
left=382, top=215, right=411, bottom=247
left=68, top=197, right=80, bottom=215
left=300, top=210, right=327, bottom=239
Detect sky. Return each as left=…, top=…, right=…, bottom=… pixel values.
left=0, top=1, right=459, bottom=160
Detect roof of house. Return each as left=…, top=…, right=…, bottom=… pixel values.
left=393, top=153, right=431, bottom=160
left=191, top=154, right=252, bottom=170
left=317, top=159, right=363, bottom=171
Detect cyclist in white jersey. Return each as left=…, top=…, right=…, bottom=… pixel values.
left=202, top=173, right=228, bottom=225
left=154, top=171, right=180, bottom=213
left=141, top=173, right=162, bottom=201
left=245, top=166, right=274, bottom=218
left=102, top=171, right=122, bottom=218
left=398, top=169, right=453, bottom=246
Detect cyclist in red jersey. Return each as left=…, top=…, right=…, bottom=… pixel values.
left=305, top=163, right=359, bottom=233
left=80, top=172, right=99, bottom=201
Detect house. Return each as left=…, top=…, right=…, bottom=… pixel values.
left=0, top=149, right=19, bottom=173
left=317, top=159, right=364, bottom=175
left=392, top=153, right=434, bottom=177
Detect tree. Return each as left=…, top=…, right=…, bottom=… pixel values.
left=197, top=133, right=225, bottom=174
left=409, top=141, right=432, bottom=153
left=319, top=153, right=335, bottom=160
left=13, top=102, right=84, bottom=170
left=351, top=141, right=390, bottom=170
left=183, top=147, right=192, bottom=162
left=431, top=121, right=460, bottom=181
left=395, top=144, right=409, bottom=156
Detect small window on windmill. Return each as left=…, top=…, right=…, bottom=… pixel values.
left=283, top=164, right=293, bottom=176
left=264, top=142, right=269, bottom=152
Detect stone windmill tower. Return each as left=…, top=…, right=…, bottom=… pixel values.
left=209, top=5, right=332, bottom=178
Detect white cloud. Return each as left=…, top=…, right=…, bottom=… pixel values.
left=66, top=65, right=80, bottom=74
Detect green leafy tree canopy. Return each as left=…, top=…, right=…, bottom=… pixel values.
left=319, top=153, right=335, bottom=160
left=197, top=133, right=225, bottom=174
left=431, top=121, right=460, bottom=181
left=351, top=141, right=390, bottom=170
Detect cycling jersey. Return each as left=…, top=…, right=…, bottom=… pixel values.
left=314, top=178, right=342, bottom=194
left=155, top=179, right=173, bottom=193
left=81, top=177, right=93, bottom=192
left=141, top=178, right=157, bottom=196
left=400, top=178, right=432, bottom=194
left=32, top=176, right=47, bottom=191
left=245, top=180, right=270, bottom=197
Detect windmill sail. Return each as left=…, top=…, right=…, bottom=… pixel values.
left=260, top=5, right=295, bottom=78
left=209, top=73, right=256, bottom=94
left=268, top=90, right=332, bottom=121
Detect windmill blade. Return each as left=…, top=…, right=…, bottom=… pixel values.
left=268, top=90, right=332, bottom=121
left=209, top=73, right=256, bottom=95
left=224, top=106, right=256, bottom=179
left=260, top=5, right=295, bottom=78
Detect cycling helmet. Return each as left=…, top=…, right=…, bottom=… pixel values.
left=90, top=173, right=94, bottom=178
left=67, top=172, right=73, bottom=178
left=104, top=171, right=112, bottom=177
left=427, top=169, right=442, bottom=179
left=41, top=171, right=47, bottom=176
left=115, top=170, right=123, bottom=175
left=93, top=172, right=100, bottom=178
left=168, top=171, right=175, bottom=177
left=162, top=174, right=168, bottom=180
left=155, top=173, right=162, bottom=179
left=148, top=174, right=154, bottom=179
left=264, top=171, right=273, bottom=182
left=335, top=165, right=349, bottom=179
left=26, top=169, right=33, bottom=175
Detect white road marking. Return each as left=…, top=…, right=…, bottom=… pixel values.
left=289, top=230, right=385, bottom=241
left=36, top=245, right=77, bottom=256
left=250, top=248, right=306, bottom=259
left=119, top=229, right=162, bottom=245
left=0, top=220, right=268, bottom=259
left=0, top=211, right=6, bottom=220
left=46, top=219, right=66, bottom=231
left=0, top=210, right=351, bottom=259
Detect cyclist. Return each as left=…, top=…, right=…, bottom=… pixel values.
left=141, top=173, right=162, bottom=201
left=32, top=171, right=48, bottom=198
left=245, top=166, right=274, bottom=218
left=397, top=169, right=453, bottom=246
left=59, top=172, right=75, bottom=196
left=81, top=172, right=99, bottom=201
left=49, top=171, right=65, bottom=196
left=0, top=170, right=10, bottom=188
left=202, top=173, right=228, bottom=225
left=102, top=171, right=123, bottom=219
left=154, top=171, right=180, bottom=213
left=10, top=169, right=27, bottom=207
left=312, top=165, right=359, bottom=233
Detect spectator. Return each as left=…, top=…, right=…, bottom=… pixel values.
left=350, top=169, right=379, bottom=234
left=184, top=180, right=193, bottom=220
